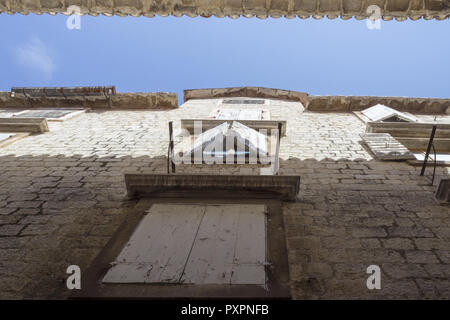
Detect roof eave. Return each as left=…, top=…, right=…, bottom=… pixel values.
left=1, top=0, right=449, bottom=20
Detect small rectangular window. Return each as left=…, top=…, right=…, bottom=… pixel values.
left=211, top=109, right=264, bottom=120
left=0, top=132, right=29, bottom=148
left=413, top=153, right=450, bottom=162
left=185, top=121, right=270, bottom=164
left=223, top=99, right=265, bottom=104
left=102, top=204, right=266, bottom=285
left=361, top=104, right=418, bottom=122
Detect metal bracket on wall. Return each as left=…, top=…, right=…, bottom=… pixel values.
left=167, top=121, right=175, bottom=174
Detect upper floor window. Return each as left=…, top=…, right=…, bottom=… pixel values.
left=0, top=132, right=29, bottom=148
left=361, top=104, right=418, bottom=122
left=222, top=99, right=265, bottom=105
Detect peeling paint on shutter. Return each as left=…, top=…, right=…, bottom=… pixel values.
left=436, top=179, right=450, bottom=204
left=360, top=133, right=416, bottom=160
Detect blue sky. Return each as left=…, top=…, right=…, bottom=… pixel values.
left=0, top=14, right=449, bottom=104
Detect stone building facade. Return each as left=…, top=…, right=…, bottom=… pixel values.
left=0, top=87, right=449, bottom=299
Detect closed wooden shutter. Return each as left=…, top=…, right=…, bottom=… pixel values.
left=0, top=133, right=15, bottom=141
left=213, top=109, right=263, bottom=120
left=361, top=133, right=415, bottom=160
left=209, top=108, right=270, bottom=120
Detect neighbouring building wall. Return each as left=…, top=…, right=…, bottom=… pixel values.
left=0, top=98, right=449, bottom=299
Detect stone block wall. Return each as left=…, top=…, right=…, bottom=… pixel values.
left=0, top=97, right=449, bottom=299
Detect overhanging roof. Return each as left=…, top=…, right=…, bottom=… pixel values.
left=1, top=0, right=449, bottom=20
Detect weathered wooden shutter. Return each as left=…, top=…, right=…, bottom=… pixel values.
left=360, top=133, right=415, bottom=160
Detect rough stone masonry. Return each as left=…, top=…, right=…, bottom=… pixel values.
left=0, top=89, right=449, bottom=299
